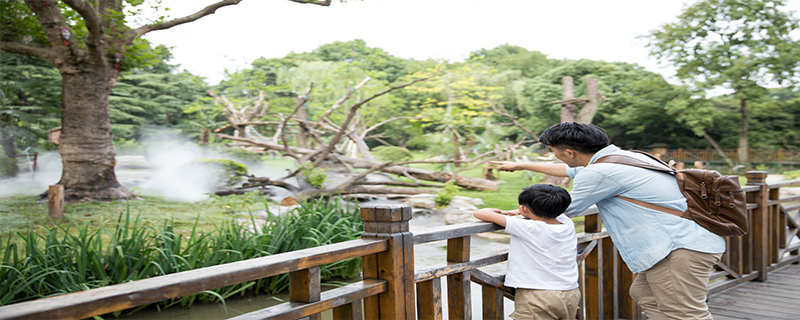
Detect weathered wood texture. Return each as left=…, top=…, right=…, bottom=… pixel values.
left=48, top=184, right=64, bottom=219
left=360, top=204, right=416, bottom=320
left=708, top=263, right=800, bottom=320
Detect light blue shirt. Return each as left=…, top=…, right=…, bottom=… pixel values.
left=565, top=145, right=725, bottom=273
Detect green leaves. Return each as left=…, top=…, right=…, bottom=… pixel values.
left=644, top=0, right=800, bottom=95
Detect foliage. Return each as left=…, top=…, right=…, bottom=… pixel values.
left=434, top=182, right=459, bottom=208
left=0, top=52, right=62, bottom=152
left=191, top=158, right=249, bottom=187
left=643, top=0, right=800, bottom=162
left=783, top=169, right=800, bottom=180
left=110, top=69, right=209, bottom=140
left=643, top=0, right=800, bottom=96
left=293, top=39, right=410, bottom=83
left=207, top=191, right=271, bottom=214
left=298, top=162, right=328, bottom=189
left=0, top=197, right=363, bottom=310
left=372, top=146, right=413, bottom=163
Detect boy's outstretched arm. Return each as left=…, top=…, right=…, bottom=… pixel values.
left=474, top=208, right=510, bottom=227
left=489, top=161, right=569, bottom=177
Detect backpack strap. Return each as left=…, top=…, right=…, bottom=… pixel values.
left=594, top=151, right=685, bottom=218
left=615, top=195, right=686, bottom=218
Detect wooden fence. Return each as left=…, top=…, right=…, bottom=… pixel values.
left=662, top=148, right=800, bottom=164
left=0, top=172, right=799, bottom=319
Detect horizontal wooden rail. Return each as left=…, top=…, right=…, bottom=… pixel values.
left=0, top=239, right=387, bottom=320
left=413, top=221, right=502, bottom=244
left=415, top=253, right=508, bottom=282
left=767, top=179, right=800, bottom=188
left=768, top=194, right=800, bottom=205
left=228, top=279, right=387, bottom=320
left=783, top=203, right=800, bottom=212
left=741, top=185, right=761, bottom=193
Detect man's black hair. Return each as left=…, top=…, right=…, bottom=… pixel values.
left=538, top=122, right=609, bottom=153
left=518, top=184, right=571, bottom=219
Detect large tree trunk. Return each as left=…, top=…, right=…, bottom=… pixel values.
left=56, top=66, right=135, bottom=202
left=738, top=98, right=748, bottom=164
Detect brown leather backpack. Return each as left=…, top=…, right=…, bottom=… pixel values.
left=595, top=151, right=748, bottom=237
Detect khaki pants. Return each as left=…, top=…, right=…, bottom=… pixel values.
left=511, top=288, right=581, bottom=320
left=629, top=248, right=722, bottom=320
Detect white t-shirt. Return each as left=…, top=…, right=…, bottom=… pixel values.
left=503, top=214, right=579, bottom=290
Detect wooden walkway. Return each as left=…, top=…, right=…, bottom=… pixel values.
left=709, top=263, right=800, bottom=320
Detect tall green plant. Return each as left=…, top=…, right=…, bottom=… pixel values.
left=0, top=197, right=363, bottom=313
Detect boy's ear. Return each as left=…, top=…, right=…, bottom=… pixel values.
left=518, top=204, right=528, bottom=214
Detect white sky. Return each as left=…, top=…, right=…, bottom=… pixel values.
left=142, top=0, right=800, bottom=85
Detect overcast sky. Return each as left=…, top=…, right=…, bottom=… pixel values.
left=141, top=0, right=800, bottom=85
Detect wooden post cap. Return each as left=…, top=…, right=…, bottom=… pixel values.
left=745, top=171, right=768, bottom=184
left=360, top=204, right=412, bottom=236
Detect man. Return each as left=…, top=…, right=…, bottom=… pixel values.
left=491, top=122, right=724, bottom=320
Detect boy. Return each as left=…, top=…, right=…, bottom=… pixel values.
left=473, top=184, right=580, bottom=320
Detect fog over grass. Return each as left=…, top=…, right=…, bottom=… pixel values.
left=0, top=129, right=293, bottom=201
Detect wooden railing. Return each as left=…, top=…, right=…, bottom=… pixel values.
left=662, top=148, right=800, bottom=164
left=0, top=172, right=799, bottom=319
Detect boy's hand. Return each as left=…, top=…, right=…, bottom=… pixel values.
left=473, top=208, right=508, bottom=227
left=489, top=161, right=519, bottom=172
left=500, top=209, right=520, bottom=216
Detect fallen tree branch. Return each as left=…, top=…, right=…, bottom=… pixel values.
left=310, top=69, right=441, bottom=168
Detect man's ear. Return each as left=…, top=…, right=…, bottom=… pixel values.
left=518, top=204, right=529, bottom=215
left=563, top=148, right=577, bottom=159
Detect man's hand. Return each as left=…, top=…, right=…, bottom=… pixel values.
left=489, top=161, right=519, bottom=172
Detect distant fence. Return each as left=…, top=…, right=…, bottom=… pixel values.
left=653, top=148, right=800, bottom=164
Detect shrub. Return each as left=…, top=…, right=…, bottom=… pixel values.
left=372, top=146, right=413, bottom=163
left=0, top=197, right=362, bottom=312
left=298, top=162, right=328, bottom=189
left=192, top=158, right=249, bottom=187
left=784, top=169, right=800, bottom=180
left=434, top=182, right=459, bottom=208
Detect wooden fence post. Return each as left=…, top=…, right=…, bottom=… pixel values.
left=447, top=236, right=472, bottom=320
left=48, top=185, right=64, bottom=219
left=360, top=204, right=415, bottom=320
left=583, top=214, right=602, bottom=320
left=290, top=266, right=321, bottom=320
left=746, top=171, right=770, bottom=281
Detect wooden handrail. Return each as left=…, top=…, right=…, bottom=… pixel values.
left=228, top=279, right=387, bottom=320
left=415, top=253, right=508, bottom=282
left=0, top=239, right=387, bottom=320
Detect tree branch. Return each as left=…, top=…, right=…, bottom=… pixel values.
left=360, top=116, right=421, bottom=137
left=281, top=85, right=313, bottom=159
left=132, top=0, right=243, bottom=38
left=0, top=42, right=61, bottom=66
left=61, top=0, right=102, bottom=49
left=485, top=100, right=538, bottom=140
left=22, top=0, right=77, bottom=64
left=310, top=69, right=441, bottom=167
left=288, top=0, right=332, bottom=6
left=317, top=77, right=371, bottom=125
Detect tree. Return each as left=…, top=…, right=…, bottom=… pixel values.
left=0, top=0, right=332, bottom=201
left=0, top=52, right=61, bottom=176
left=643, top=0, right=800, bottom=164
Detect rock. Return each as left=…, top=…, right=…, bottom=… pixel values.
left=441, top=197, right=481, bottom=225
left=453, top=195, right=484, bottom=206
left=401, top=194, right=437, bottom=210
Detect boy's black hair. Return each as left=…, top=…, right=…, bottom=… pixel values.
left=518, top=184, right=571, bottom=219
left=538, top=122, right=609, bottom=153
